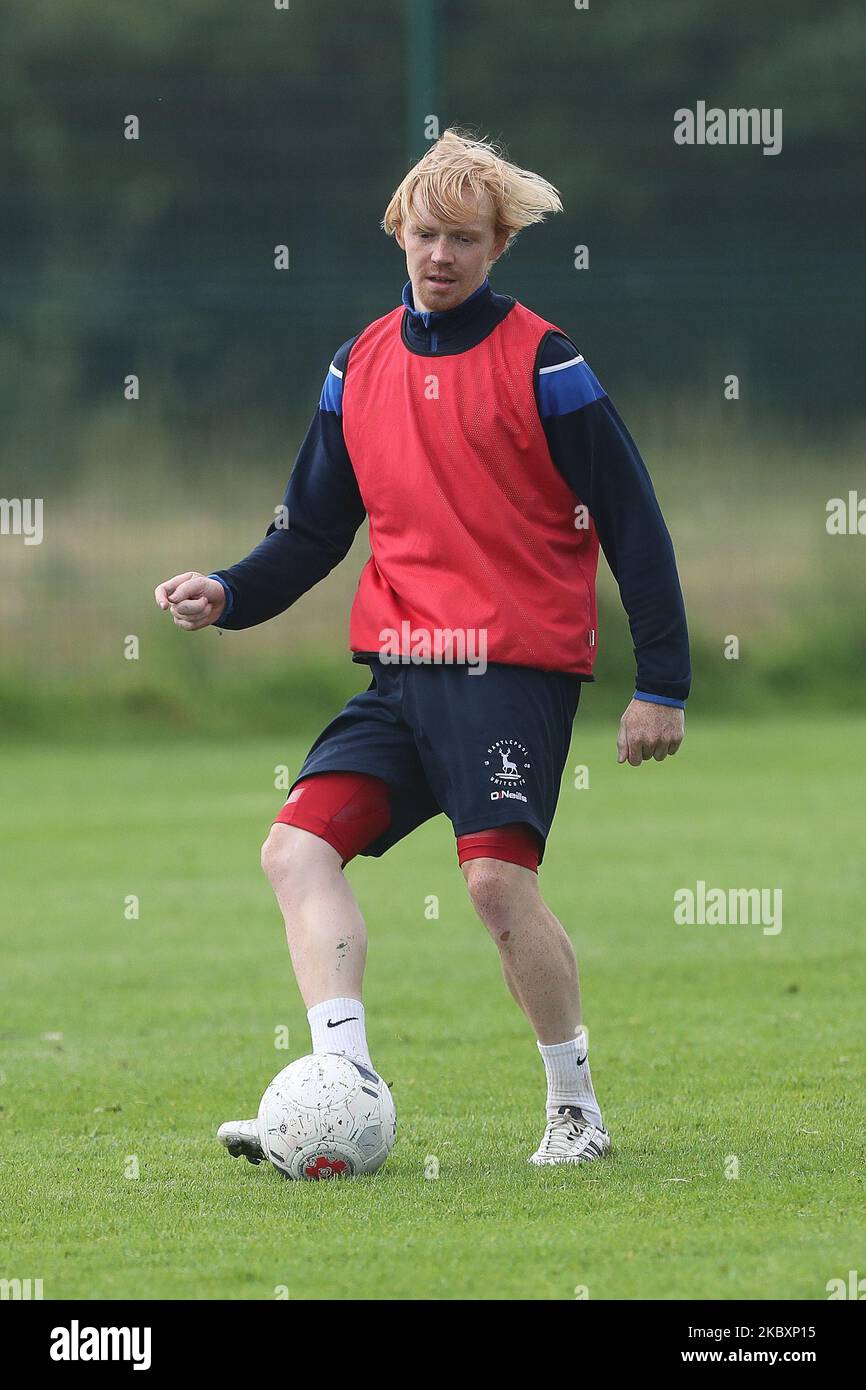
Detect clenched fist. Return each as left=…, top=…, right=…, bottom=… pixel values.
left=154, top=571, right=227, bottom=631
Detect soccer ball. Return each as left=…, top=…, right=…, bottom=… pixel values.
left=257, top=1053, right=396, bottom=1180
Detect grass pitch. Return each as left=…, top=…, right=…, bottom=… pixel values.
left=1, top=717, right=863, bottom=1300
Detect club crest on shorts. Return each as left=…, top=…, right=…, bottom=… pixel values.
left=485, top=739, right=531, bottom=800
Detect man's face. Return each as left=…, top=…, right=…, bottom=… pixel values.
left=396, top=189, right=508, bottom=314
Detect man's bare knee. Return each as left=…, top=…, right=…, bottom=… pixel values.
left=462, top=857, right=537, bottom=930
left=261, top=822, right=341, bottom=887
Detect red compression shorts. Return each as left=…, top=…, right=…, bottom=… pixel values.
left=273, top=771, right=540, bottom=872
left=274, top=772, right=391, bottom=868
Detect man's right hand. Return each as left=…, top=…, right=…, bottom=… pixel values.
left=154, top=571, right=227, bottom=630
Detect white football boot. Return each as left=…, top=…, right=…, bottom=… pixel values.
left=529, top=1105, right=611, bottom=1166
left=217, top=1118, right=265, bottom=1165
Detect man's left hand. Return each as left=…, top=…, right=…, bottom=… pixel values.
left=617, top=698, right=684, bottom=766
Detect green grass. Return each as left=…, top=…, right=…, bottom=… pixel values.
left=1, top=718, right=863, bottom=1300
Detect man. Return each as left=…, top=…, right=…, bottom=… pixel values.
left=155, top=129, right=689, bottom=1167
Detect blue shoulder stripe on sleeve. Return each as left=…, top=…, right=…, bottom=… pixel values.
left=318, top=362, right=344, bottom=415
left=538, top=354, right=606, bottom=418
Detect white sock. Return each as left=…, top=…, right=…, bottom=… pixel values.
left=537, top=1026, right=603, bottom=1128
left=307, top=997, right=373, bottom=1070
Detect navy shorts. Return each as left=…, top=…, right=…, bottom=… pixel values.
left=287, top=659, right=581, bottom=866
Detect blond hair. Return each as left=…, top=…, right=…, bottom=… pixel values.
left=381, top=128, right=562, bottom=257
